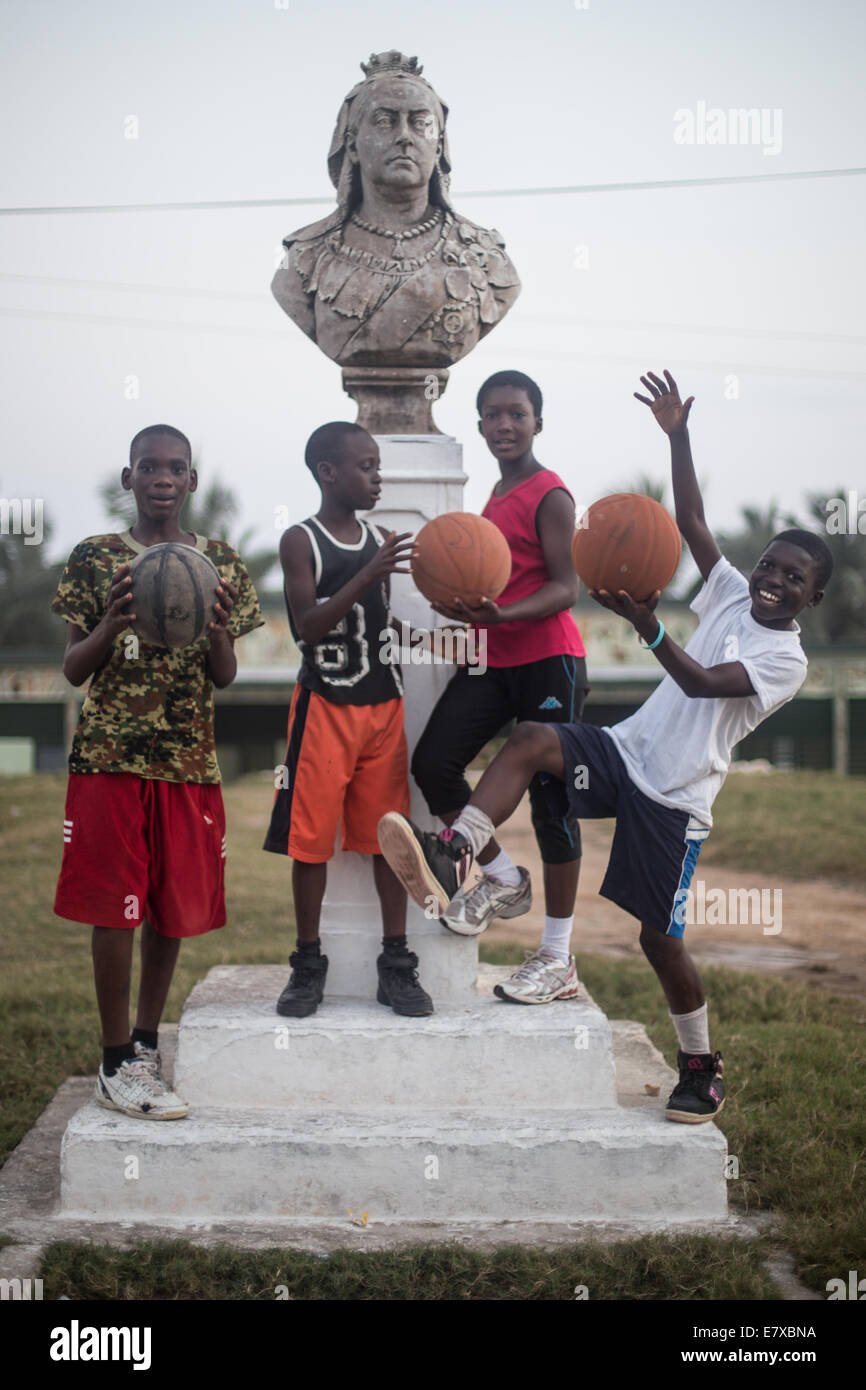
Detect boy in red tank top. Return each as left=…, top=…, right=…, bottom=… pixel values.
left=410, top=371, right=589, bottom=1003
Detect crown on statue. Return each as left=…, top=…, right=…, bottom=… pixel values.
left=360, top=51, right=424, bottom=79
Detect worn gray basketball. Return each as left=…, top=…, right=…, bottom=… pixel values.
left=129, top=543, right=222, bottom=649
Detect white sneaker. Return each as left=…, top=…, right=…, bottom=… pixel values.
left=96, top=1057, right=188, bottom=1120
left=132, top=1039, right=161, bottom=1076
left=493, top=947, right=580, bottom=1004
left=441, top=868, right=532, bottom=937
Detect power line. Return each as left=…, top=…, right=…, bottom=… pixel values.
left=516, top=312, right=866, bottom=349
left=0, top=303, right=285, bottom=340
left=494, top=340, right=866, bottom=383
left=1, top=302, right=864, bottom=382
left=0, top=166, right=864, bottom=216
left=2, top=272, right=865, bottom=348
left=0, top=271, right=265, bottom=303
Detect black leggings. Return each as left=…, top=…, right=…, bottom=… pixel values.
left=411, top=654, right=589, bottom=864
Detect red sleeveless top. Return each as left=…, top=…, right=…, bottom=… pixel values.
left=480, top=469, right=585, bottom=668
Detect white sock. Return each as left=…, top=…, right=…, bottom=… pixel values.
left=671, top=1003, right=710, bottom=1055
left=479, top=847, right=521, bottom=888
left=450, top=804, right=495, bottom=859
left=541, top=915, right=573, bottom=963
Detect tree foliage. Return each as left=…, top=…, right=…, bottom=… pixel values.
left=98, top=465, right=277, bottom=587
left=609, top=477, right=865, bottom=645
left=0, top=524, right=65, bottom=650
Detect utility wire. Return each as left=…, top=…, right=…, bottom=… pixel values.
left=0, top=166, right=864, bottom=216
left=1, top=302, right=863, bottom=382
left=0, top=272, right=266, bottom=303
left=2, top=273, right=864, bottom=347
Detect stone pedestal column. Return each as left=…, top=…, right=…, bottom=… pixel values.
left=316, top=431, right=479, bottom=1002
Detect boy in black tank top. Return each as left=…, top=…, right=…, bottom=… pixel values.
left=264, top=422, right=433, bottom=1017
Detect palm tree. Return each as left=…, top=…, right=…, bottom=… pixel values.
left=0, top=523, right=65, bottom=650
left=782, top=489, right=866, bottom=643
left=708, top=500, right=782, bottom=595
left=611, top=472, right=693, bottom=596
left=615, top=471, right=668, bottom=505
left=682, top=492, right=866, bottom=644
left=98, top=465, right=277, bottom=587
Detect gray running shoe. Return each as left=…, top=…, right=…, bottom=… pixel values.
left=493, top=947, right=579, bottom=1004
left=440, top=868, right=532, bottom=937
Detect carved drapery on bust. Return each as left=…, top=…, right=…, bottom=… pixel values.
left=271, top=52, right=521, bottom=372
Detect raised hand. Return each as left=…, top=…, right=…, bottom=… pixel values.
left=635, top=369, right=694, bottom=434
left=365, top=531, right=418, bottom=582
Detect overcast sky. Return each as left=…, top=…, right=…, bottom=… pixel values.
left=1, top=0, right=864, bottom=578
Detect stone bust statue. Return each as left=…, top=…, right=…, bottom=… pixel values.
left=271, top=52, right=521, bottom=371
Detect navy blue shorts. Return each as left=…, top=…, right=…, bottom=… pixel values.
left=553, top=723, right=708, bottom=937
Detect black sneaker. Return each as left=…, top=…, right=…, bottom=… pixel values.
left=377, top=812, right=473, bottom=916
left=665, top=1050, right=725, bottom=1124
left=276, top=951, right=328, bottom=1018
left=376, top=949, right=434, bottom=1017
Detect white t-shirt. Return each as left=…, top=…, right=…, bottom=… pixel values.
left=604, top=557, right=808, bottom=827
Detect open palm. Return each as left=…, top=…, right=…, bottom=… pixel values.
left=635, top=369, right=694, bottom=434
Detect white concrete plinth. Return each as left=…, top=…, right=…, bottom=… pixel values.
left=319, top=921, right=478, bottom=1002
left=59, top=965, right=729, bottom=1231
left=319, top=434, right=476, bottom=1001
left=173, top=967, right=617, bottom=1112
left=316, top=854, right=477, bottom=1001
left=60, top=1102, right=727, bottom=1226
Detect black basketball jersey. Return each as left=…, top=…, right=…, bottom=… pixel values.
left=288, top=516, right=403, bottom=706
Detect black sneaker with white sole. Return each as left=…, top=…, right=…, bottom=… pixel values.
left=376, top=949, right=434, bottom=1017
left=665, top=1050, right=725, bottom=1123
left=276, top=951, right=328, bottom=1018
left=377, top=813, right=473, bottom=916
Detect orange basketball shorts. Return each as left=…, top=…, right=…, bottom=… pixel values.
left=263, top=687, right=410, bottom=862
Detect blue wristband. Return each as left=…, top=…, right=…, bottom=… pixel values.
left=639, top=619, right=665, bottom=651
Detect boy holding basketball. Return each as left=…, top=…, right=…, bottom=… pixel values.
left=53, top=424, right=263, bottom=1120
left=379, top=370, right=831, bottom=1122
left=263, top=421, right=434, bottom=1019
left=410, top=370, right=588, bottom=1002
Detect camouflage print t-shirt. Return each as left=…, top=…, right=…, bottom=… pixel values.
left=52, top=532, right=265, bottom=783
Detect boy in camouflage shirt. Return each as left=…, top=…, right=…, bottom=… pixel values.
left=52, top=424, right=263, bottom=1119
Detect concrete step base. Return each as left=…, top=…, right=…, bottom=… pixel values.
left=314, top=853, right=480, bottom=1001
left=174, top=966, right=617, bottom=1112
left=60, top=1102, right=728, bottom=1226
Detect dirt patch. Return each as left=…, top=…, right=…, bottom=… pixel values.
left=488, top=805, right=866, bottom=1004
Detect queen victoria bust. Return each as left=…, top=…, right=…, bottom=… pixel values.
left=271, top=52, right=521, bottom=430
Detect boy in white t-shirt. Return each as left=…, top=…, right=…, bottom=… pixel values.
left=378, top=369, right=832, bottom=1124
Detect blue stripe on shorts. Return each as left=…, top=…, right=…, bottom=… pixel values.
left=667, top=837, right=704, bottom=939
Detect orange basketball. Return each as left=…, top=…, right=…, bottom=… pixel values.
left=412, top=513, right=512, bottom=608
left=571, top=493, right=681, bottom=600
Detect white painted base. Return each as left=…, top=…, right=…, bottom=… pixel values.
left=316, top=859, right=479, bottom=1001
left=173, top=967, right=617, bottom=1112
left=59, top=966, right=729, bottom=1230
left=60, top=1102, right=728, bottom=1225
left=319, top=433, right=479, bottom=1002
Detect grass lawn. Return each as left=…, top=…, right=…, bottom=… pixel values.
left=39, top=1234, right=776, bottom=1302
left=701, top=769, right=866, bottom=886
left=2, top=770, right=864, bottom=1300
left=470, top=744, right=866, bottom=886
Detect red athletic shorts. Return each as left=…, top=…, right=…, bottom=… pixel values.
left=54, top=772, right=227, bottom=937
left=263, top=688, right=410, bottom=862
